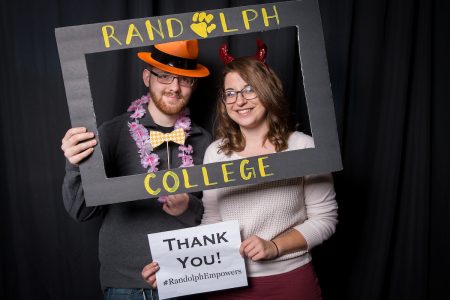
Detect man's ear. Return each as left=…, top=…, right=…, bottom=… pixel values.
left=143, top=68, right=150, bottom=87
left=192, top=79, right=198, bottom=91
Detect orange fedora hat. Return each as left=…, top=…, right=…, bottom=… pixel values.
left=138, top=40, right=209, bottom=78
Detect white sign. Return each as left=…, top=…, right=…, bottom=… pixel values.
left=147, top=220, right=248, bottom=299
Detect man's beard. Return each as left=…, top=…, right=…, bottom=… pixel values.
left=150, top=90, right=189, bottom=115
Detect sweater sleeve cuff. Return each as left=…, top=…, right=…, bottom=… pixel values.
left=175, top=193, right=203, bottom=226
left=294, top=225, right=323, bottom=250
left=65, top=160, right=80, bottom=172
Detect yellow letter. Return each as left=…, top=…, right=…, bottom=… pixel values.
left=166, top=18, right=183, bottom=38
left=261, top=6, right=280, bottom=27
left=182, top=169, right=198, bottom=189
left=258, top=156, right=274, bottom=177
left=125, top=23, right=144, bottom=45
left=145, top=19, right=165, bottom=40
left=221, top=162, right=236, bottom=183
left=242, top=9, right=258, bottom=30
left=144, top=173, right=161, bottom=195
left=162, top=171, right=180, bottom=193
left=219, top=13, right=238, bottom=32
left=240, top=159, right=256, bottom=180
left=101, top=25, right=122, bottom=48
left=202, top=166, right=218, bottom=186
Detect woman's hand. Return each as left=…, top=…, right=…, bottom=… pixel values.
left=240, top=235, right=279, bottom=261
left=141, top=262, right=160, bottom=289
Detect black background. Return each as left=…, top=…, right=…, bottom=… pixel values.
left=1, top=0, right=449, bottom=299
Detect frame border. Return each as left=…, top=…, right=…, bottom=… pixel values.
left=56, top=0, right=342, bottom=206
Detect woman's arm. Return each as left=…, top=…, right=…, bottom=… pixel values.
left=294, top=173, right=338, bottom=250
left=241, top=173, right=337, bottom=261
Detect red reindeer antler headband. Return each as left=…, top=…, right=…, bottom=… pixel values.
left=219, top=39, right=268, bottom=65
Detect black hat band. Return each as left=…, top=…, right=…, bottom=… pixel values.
left=151, top=47, right=197, bottom=70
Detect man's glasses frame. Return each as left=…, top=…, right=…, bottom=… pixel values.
left=149, top=69, right=196, bottom=87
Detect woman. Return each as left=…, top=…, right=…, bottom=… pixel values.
left=142, top=41, right=338, bottom=300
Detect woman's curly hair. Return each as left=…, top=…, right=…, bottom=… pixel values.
left=215, top=57, right=294, bottom=155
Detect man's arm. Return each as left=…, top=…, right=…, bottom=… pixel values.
left=160, top=192, right=203, bottom=227
left=162, top=127, right=212, bottom=226
left=62, top=161, right=102, bottom=221
left=61, top=127, right=102, bottom=222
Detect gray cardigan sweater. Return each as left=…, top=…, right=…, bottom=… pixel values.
left=62, top=109, right=211, bottom=289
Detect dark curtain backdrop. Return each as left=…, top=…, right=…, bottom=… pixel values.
left=1, top=0, right=448, bottom=299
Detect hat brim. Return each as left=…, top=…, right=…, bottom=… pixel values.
left=137, top=52, right=209, bottom=78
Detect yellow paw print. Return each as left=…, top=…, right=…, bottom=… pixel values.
left=190, top=12, right=217, bottom=38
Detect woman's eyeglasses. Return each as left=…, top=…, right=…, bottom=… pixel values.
left=223, top=85, right=258, bottom=104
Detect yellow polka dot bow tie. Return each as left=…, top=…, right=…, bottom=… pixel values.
left=149, top=128, right=186, bottom=148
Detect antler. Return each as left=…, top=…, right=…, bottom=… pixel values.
left=219, top=43, right=235, bottom=65
left=254, top=39, right=267, bottom=63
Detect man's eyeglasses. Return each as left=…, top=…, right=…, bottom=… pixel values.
left=150, top=70, right=196, bottom=87
left=222, top=85, right=258, bottom=104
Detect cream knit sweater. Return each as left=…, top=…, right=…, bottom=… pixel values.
left=201, top=132, right=338, bottom=277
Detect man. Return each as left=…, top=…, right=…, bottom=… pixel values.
left=61, top=40, right=212, bottom=300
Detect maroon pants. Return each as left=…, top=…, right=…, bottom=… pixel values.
left=207, top=262, right=322, bottom=300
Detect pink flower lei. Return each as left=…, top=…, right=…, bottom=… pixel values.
left=127, top=94, right=194, bottom=202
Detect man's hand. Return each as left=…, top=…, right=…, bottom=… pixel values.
left=162, top=193, right=190, bottom=216
left=141, top=261, right=159, bottom=289
left=240, top=235, right=279, bottom=261
left=61, top=127, right=97, bottom=165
